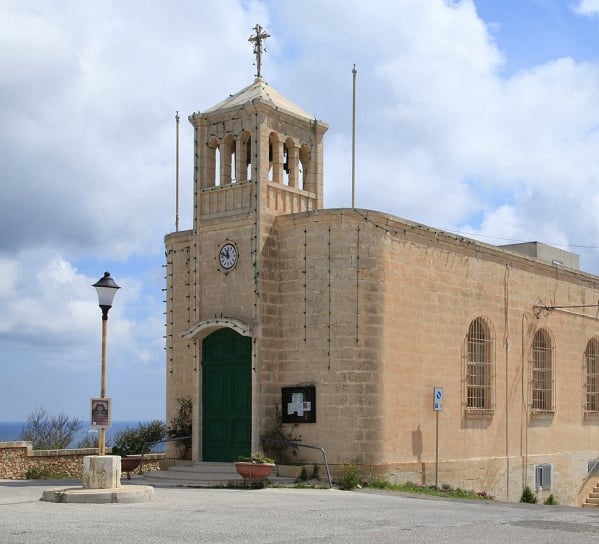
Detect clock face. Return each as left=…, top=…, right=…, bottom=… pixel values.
left=219, top=243, right=238, bottom=271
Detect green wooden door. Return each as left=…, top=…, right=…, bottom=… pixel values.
left=202, top=329, right=251, bottom=462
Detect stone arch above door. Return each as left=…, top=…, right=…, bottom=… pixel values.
left=182, top=318, right=253, bottom=341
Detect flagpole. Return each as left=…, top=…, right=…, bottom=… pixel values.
left=175, top=111, right=180, bottom=232
left=352, top=64, right=357, bottom=208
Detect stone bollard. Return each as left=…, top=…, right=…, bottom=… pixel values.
left=82, top=455, right=121, bottom=489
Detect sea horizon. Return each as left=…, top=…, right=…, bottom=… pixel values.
left=0, top=420, right=165, bottom=450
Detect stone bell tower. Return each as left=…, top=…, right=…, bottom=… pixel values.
left=165, top=26, right=328, bottom=461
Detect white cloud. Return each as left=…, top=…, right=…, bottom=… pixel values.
left=2, top=0, right=599, bottom=418
left=0, top=250, right=163, bottom=375
left=574, top=0, right=599, bottom=16
left=305, top=1, right=599, bottom=270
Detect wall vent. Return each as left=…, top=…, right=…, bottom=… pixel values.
left=535, top=463, right=552, bottom=490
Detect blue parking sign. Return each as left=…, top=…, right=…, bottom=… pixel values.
left=433, top=387, right=443, bottom=411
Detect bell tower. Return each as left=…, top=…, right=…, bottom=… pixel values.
left=165, top=26, right=328, bottom=461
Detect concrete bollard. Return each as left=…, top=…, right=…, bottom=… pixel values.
left=82, top=455, right=121, bottom=489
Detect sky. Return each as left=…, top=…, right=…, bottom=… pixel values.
left=2, top=0, right=599, bottom=423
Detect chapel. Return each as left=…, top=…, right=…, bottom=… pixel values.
left=164, top=27, right=599, bottom=505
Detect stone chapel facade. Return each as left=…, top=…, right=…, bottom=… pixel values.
left=165, top=76, right=599, bottom=505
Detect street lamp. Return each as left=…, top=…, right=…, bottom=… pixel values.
left=92, top=271, right=121, bottom=455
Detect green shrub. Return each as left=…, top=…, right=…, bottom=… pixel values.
left=520, top=485, right=538, bottom=504
left=368, top=477, right=392, bottom=489
left=260, top=406, right=302, bottom=464
left=543, top=494, right=558, bottom=505
left=237, top=452, right=274, bottom=464
left=111, top=420, right=166, bottom=456
left=339, top=464, right=361, bottom=490
left=25, top=466, right=70, bottom=480
left=167, top=397, right=192, bottom=458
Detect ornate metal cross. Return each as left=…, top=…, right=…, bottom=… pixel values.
left=248, top=24, right=270, bottom=78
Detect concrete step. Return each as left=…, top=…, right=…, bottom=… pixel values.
left=140, top=462, right=296, bottom=488
left=581, top=479, right=599, bottom=507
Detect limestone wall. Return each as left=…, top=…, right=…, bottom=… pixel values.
left=167, top=199, right=599, bottom=504
left=0, top=442, right=164, bottom=480
left=264, top=208, right=599, bottom=505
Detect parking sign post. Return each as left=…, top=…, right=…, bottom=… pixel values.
left=433, top=387, right=443, bottom=489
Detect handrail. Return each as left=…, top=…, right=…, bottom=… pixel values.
left=260, top=437, right=332, bottom=488
left=579, top=457, right=599, bottom=496
left=139, top=435, right=192, bottom=475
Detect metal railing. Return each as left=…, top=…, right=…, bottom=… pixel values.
left=260, top=437, right=332, bottom=487
left=580, top=458, right=599, bottom=492
left=139, top=435, right=192, bottom=475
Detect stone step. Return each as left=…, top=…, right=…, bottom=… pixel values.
left=582, top=479, right=599, bottom=507
left=144, top=469, right=237, bottom=480
left=156, top=462, right=237, bottom=475
left=140, top=462, right=296, bottom=488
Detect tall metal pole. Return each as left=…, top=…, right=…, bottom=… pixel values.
left=435, top=409, right=439, bottom=488
left=92, top=271, right=120, bottom=457
left=352, top=64, right=357, bottom=208
left=99, top=316, right=108, bottom=456
left=175, top=111, right=180, bottom=232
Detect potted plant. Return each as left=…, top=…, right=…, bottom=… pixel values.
left=234, top=452, right=275, bottom=483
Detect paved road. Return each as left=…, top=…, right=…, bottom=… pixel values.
left=1, top=480, right=599, bottom=543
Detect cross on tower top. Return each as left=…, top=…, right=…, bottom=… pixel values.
left=248, top=24, right=270, bottom=78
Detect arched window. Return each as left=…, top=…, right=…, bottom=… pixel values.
left=221, top=134, right=235, bottom=185
left=207, top=137, right=219, bottom=188
left=585, top=338, right=599, bottom=413
left=466, top=317, right=494, bottom=410
left=531, top=329, right=554, bottom=412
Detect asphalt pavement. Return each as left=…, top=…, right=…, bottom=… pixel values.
left=1, top=479, right=599, bottom=543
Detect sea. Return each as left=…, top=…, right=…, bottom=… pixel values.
left=0, top=421, right=165, bottom=451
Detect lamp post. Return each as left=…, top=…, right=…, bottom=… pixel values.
left=92, top=271, right=121, bottom=456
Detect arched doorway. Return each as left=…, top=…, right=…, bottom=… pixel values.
left=202, top=328, right=251, bottom=461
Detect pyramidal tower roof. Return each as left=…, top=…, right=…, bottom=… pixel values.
left=202, top=77, right=315, bottom=122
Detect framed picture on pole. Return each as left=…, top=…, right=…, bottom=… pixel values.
left=90, top=397, right=111, bottom=428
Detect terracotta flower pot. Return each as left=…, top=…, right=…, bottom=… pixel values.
left=120, top=456, right=141, bottom=478
left=234, top=461, right=275, bottom=481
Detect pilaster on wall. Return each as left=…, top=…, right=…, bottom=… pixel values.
left=164, top=230, right=196, bottom=437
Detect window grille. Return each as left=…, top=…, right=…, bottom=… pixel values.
left=531, top=329, right=554, bottom=412
left=535, top=463, right=552, bottom=490
left=585, top=338, right=599, bottom=413
left=466, top=317, right=494, bottom=411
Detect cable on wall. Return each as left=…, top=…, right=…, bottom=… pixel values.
left=328, top=225, right=332, bottom=370
left=304, top=227, right=308, bottom=343
left=356, top=224, right=360, bottom=343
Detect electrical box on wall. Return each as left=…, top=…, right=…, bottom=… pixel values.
left=282, top=385, right=316, bottom=423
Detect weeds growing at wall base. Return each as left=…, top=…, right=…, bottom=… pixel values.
left=366, top=478, right=495, bottom=500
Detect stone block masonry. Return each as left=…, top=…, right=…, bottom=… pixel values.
left=0, top=442, right=163, bottom=479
